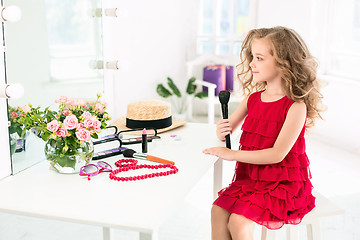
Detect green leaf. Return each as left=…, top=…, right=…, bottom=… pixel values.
left=91, top=133, right=99, bottom=139
left=195, top=92, right=208, bottom=99
left=186, top=77, right=197, bottom=95
left=156, top=84, right=173, bottom=98
left=167, top=77, right=182, bottom=98
left=41, top=132, right=50, bottom=141
left=55, top=155, right=76, bottom=169
left=20, top=129, right=27, bottom=138
left=62, top=144, right=69, bottom=153
left=15, top=127, right=22, bottom=137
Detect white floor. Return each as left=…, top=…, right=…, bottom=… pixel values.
left=0, top=130, right=359, bottom=239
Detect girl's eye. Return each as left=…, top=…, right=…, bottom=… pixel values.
left=257, top=57, right=263, bottom=61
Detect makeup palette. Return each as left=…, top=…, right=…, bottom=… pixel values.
left=121, top=135, right=161, bottom=145
left=93, top=134, right=123, bottom=160
left=93, top=134, right=118, bottom=145
left=92, top=147, right=127, bottom=160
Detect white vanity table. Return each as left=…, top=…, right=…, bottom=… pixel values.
left=0, top=123, right=225, bottom=240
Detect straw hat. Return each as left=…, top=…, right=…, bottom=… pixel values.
left=111, top=99, right=186, bottom=134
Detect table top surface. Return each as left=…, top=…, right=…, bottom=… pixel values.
left=0, top=123, right=222, bottom=233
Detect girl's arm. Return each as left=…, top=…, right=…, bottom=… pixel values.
left=216, top=96, right=248, bottom=141
left=205, top=101, right=306, bottom=164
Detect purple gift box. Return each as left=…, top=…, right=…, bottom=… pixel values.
left=203, top=65, right=234, bottom=96
left=226, top=66, right=234, bottom=91
left=203, top=65, right=226, bottom=96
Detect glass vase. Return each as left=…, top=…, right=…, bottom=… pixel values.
left=9, top=131, right=30, bottom=155
left=44, top=138, right=94, bottom=174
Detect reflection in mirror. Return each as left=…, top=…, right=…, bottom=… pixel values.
left=5, top=0, right=104, bottom=174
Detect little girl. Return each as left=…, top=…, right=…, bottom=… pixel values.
left=203, top=26, right=325, bottom=240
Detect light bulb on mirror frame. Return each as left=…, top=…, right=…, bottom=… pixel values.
left=1, top=5, right=22, bottom=22
left=0, top=83, right=24, bottom=99
left=104, top=8, right=128, bottom=18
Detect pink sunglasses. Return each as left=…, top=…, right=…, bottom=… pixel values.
left=79, top=161, right=112, bottom=180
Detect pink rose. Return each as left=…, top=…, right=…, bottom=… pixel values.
left=82, top=111, right=92, bottom=119
left=21, top=105, right=31, bottom=113
left=63, top=115, right=78, bottom=130
left=93, top=119, right=101, bottom=132
left=10, top=112, right=18, bottom=119
left=63, top=110, right=70, bottom=116
left=47, top=120, right=59, bottom=133
left=56, top=127, right=69, bottom=138
left=77, top=123, right=84, bottom=130
left=83, top=118, right=94, bottom=128
left=72, top=99, right=86, bottom=106
left=75, top=129, right=91, bottom=141
left=95, top=103, right=105, bottom=113
left=55, top=96, right=69, bottom=104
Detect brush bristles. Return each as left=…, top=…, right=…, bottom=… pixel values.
left=123, top=149, right=136, bottom=157
left=219, top=90, right=230, bottom=104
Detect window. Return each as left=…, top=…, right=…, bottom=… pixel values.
left=45, top=0, right=103, bottom=82
left=326, top=0, right=360, bottom=80
left=197, top=0, right=249, bottom=56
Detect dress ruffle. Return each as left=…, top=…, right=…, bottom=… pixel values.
left=240, top=132, right=306, bottom=154
left=213, top=90, right=315, bottom=230
left=214, top=189, right=315, bottom=229
left=241, top=116, right=282, bottom=138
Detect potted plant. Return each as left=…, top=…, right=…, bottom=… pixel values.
left=156, top=77, right=207, bottom=118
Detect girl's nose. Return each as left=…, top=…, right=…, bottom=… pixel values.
left=250, top=60, right=255, bottom=68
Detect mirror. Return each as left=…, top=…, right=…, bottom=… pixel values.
left=5, top=0, right=104, bottom=174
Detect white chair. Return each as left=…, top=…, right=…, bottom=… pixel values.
left=186, top=79, right=217, bottom=124
left=260, top=190, right=345, bottom=240
left=185, top=55, right=239, bottom=124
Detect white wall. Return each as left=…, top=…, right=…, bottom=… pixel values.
left=256, top=0, right=313, bottom=42
left=102, top=0, right=199, bottom=118
left=255, top=0, right=360, bottom=153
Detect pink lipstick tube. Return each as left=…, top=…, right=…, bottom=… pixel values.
left=142, top=128, right=148, bottom=153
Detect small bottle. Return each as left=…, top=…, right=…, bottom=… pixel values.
left=142, top=128, right=148, bottom=153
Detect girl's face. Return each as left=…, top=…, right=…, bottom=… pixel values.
left=250, top=38, right=281, bottom=84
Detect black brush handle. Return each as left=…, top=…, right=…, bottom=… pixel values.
left=221, top=104, right=231, bottom=149
left=219, top=91, right=231, bottom=149
left=225, top=135, right=231, bottom=149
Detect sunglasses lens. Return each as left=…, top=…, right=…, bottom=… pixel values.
left=98, top=161, right=112, bottom=170
left=82, top=165, right=98, bottom=174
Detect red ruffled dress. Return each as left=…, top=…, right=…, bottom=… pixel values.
left=213, top=91, right=315, bottom=230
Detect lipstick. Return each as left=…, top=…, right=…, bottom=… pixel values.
left=123, top=149, right=175, bottom=165
left=142, top=128, right=148, bottom=153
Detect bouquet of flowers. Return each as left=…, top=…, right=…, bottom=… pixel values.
left=8, top=104, right=35, bottom=138
left=25, top=93, right=111, bottom=172
left=8, top=104, right=37, bottom=154
left=36, top=94, right=111, bottom=145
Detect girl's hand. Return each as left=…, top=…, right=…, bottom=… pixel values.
left=203, top=147, right=235, bottom=161
left=216, top=119, right=232, bottom=141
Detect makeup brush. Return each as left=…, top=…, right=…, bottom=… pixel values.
left=123, top=149, right=175, bottom=165
left=219, top=90, right=231, bottom=149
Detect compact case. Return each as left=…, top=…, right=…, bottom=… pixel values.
left=93, top=126, right=126, bottom=160
left=92, top=127, right=161, bottom=160
left=118, top=128, right=160, bottom=145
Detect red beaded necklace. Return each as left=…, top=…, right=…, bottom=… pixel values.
left=109, top=158, right=179, bottom=181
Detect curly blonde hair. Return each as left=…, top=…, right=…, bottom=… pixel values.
left=237, top=26, right=325, bottom=128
